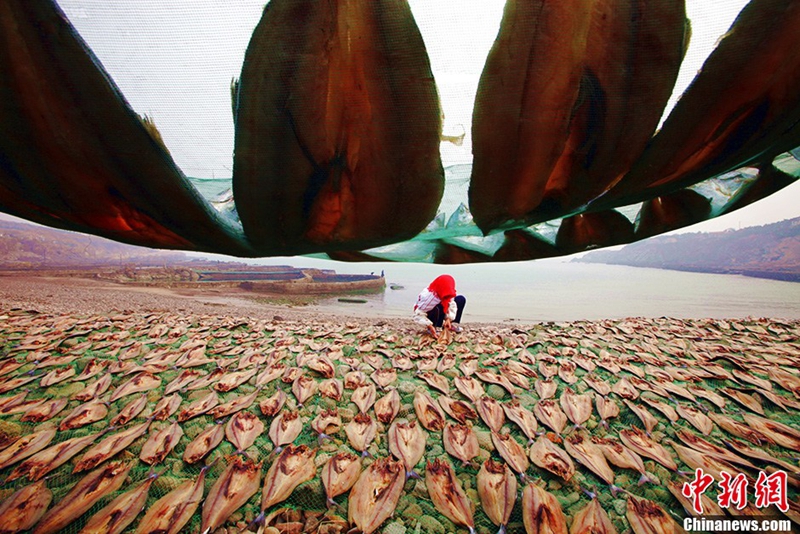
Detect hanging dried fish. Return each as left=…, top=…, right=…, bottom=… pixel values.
left=259, top=444, right=316, bottom=512
left=348, top=457, right=405, bottom=534
left=269, top=410, right=303, bottom=450
left=413, top=389, right=446, bottom=431
left=529, top=436, right=575, bottom=482
left=322, top=451, right=362, bottom=507
left=388, top=419, right=427, bottom=476
left=443, top=423, right=480, bottom=465
left=183, top=423, right=225, bottom=465
left=213, top=388, right=260, bottom=419
left=139, top=421, right=184, bottom=465
left=201, top=456, right=262, bottom=534
left=522, top=483, right=568, bottom=534
left=164, top=369, right=204, bottom=395
left=32, top=461, right=132, bottom=534
left=0, top=480, right=52, bottom=534
left=226, top=410, right=264, bottom=453
left=79, top=471, right=158, bottom=534
left=345, top=412, right=377, bottom=455
left=426, top=458, right=476, bottom=534
left=674, top=429, right=756, bottom=470
left=259, top=389, right=287, bottom=418
left=74, top=420, right=151, bottom=472
left=374, top=388, right=401, bottom=424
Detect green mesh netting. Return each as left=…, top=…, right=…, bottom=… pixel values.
left=1, top=308, right=799, bottom=533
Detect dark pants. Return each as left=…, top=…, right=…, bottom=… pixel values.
left=427, top=295, right=466, bottom=327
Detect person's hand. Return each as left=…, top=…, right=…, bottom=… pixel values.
left=426, top=325, right=437, bottom=337
left=443, top=317, right=452, bottom=329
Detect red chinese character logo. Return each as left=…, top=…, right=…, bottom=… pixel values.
left=754, top=470, right=789, bottom=513
left=682, top=468, right=714, bottom=514
left=717, top=471, right=749, bottom=510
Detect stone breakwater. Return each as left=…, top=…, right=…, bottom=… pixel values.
left=0, top=305, right=798, bottom=534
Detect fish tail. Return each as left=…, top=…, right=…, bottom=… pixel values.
left=497, top=526, right=506, bottom=534
left=247, top=511, right=267, bottom=533
left=406, top=470, right=421, bottom=480
left=582, top=486, right=597, bottom=499
left=638, top=473, right=652, bottom=486
left=361, top=450, right=372, bottom=458
left=318, top=433, right=330, bottom=445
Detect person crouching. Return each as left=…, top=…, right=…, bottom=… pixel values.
left=413, top=274, right=466, bottom=337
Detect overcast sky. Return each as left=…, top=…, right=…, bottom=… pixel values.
left=43, top=1, right=798, bottom=233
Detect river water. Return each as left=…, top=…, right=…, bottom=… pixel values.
left=240, top=257, right=800, bottom=324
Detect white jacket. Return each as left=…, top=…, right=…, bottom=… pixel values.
left=412, top=288, right=457, bottom=326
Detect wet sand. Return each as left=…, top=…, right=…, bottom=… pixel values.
left=0, top=274, right=385, bottom=325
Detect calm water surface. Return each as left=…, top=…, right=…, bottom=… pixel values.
left=248, top=257, right=800, bottom=323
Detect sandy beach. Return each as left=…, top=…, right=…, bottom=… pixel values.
left=1, top=273, right=798, bottom=534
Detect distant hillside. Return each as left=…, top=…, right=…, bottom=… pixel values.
left=575, top=218, right=800, bottom=282
left=0, top=219, right=186, bottom=269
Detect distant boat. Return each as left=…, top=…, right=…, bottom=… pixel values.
left=338, top=297, right=367, bottom=303
left=389, top=283, right=405, bottom=290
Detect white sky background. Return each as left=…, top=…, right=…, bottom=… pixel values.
left=47, top=0, right=798, bottom=234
